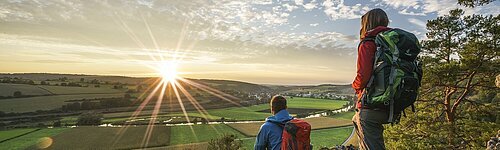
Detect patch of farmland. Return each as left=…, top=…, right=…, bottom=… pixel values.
left=330, top=111, right=355, bottom=120
left=0, top=128, right=67, bottom=150
left=0, top=128, right=39, bottom=142
left=287, top=97, right=347, bottom=110
left=0, top=83, right=52, bottom=97
left=37, top=85, right=122, bottom=94
left=49, top=126, right=170, bottom=150
left=311, top=127, right=354, bottom=148
left=169, top=124, right=244, bottom=145
left=0, top=93, right=124, bottom=113
left=227, top=116, right=352, bottom=136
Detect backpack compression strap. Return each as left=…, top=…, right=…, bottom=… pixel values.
left=357, top=36, right=376, bottom=108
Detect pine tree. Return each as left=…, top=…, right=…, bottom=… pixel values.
left=384, top=9, right=499, bottom=149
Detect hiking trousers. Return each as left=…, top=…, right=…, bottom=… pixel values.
left=352, top=108, right=389, bottom=150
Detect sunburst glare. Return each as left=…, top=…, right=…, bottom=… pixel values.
left=157, top=61, right=179, bottom=83
left=108, top=17, right=244, bottom=149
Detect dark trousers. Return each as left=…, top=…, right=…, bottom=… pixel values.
left=352, top=109, right=389, bottom=150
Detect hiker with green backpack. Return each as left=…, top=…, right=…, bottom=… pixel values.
left=352, top=8, right=422, bottom=150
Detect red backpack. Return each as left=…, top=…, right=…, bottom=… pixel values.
left=279, top=118, right=312, bottom=150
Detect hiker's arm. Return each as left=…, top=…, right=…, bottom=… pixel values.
left=254, top=125, right=268, bottom=150
left=352, top=41, right=376, bottom=94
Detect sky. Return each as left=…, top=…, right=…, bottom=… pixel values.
left=0, top=0, right=498, bottom=85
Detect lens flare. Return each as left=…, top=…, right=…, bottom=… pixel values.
left=158, top=61, right=178, bottom=83
left=108, top=16, right=244, bottom=149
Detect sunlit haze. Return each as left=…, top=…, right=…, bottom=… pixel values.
left=0, top=0, right=498, bottom=85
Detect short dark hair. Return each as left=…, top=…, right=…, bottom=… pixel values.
left=270, top=95, right=287, bottom=114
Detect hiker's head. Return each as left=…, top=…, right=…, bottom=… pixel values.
left=270, top=95, right=287, bottom=115
left=360, top=8, right=389, bottom=39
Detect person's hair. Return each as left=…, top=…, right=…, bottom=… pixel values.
left=360, top=8, right=389, bottom=39
left=270, top=95, right=287, bottom=114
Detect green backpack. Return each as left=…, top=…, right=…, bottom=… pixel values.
left=360, top=29, right=423, bottom=123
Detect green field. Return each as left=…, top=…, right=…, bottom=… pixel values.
left=0, top=83, right=51, bottom=97
left=0, top=128, right=38, bottom=142
left=37, top=85, right=123, bottom=94
left=311, top=127, right=353, bottom=149
left=50, top=126, right=170, bottom=149
left=169, top=124, right=245, bottom=145
left=98, top=98, right=347, bottom=123
left=0, top=93, right=124, bottom=113
left=287, top=97, right=347, bottom=110
left=330, top=111, right=355, bottom=120
left=0, top=128, right=68, bottom=150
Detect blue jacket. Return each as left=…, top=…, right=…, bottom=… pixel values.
left=254, top=109, right=293, bottom=150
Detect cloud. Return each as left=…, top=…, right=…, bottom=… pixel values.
left=408, top=18, right=426, bottom=29
left=303, top=0, right=318, bottom=10
left=309, top=23, right=319, bottom=27
left=283, top=3, right=299, bottom=12
left=378, top=0, right=500, bottom=16
left=322, top=0, right=370, bottom=20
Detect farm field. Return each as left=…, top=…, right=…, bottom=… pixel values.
left=330, top=111, right=355, bottom=120
left=0, top=128, right=68, bottom=150
left=99, top=98, right=347, bottom=124
left=97, top=98, right=350, bottom=126
left=0, top=128, right=39, bottom=142
left=227, top=114, right=353, bottom=136
left=286, top=97, right=348, bottom=110
left=37, top=85, right=123, bottom=94
left=310, top=126, right=354, bottom=148
left=49, top=126, right=170, bottom=150
left=0, top=83, right=51, bottom=97
left=169, top=124, right=245, bottom=145
left=0, top=93, right=124, bottom=113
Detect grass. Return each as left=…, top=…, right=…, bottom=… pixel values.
left=0, top=83, right=51, bottom=97
left=310, top=127, right=354, bottom=149
left=241, top=138, right=256, bottom=150
left=0, top=128, right=38, bottom=142
left=329, top=111, right=355, bottom=120
left=0, top=93, right=124, bottom=113
left=287, top=97, right=347, bottom=110
left=37, top=85, right=122, bottom=94
left=169, top=124, right=245, bottom=145
left=0, top=128, right=68, bottom=150
left=49, top=126, right=170, bottom=150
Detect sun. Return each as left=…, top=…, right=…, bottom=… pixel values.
left=158, top=61, right=178, bottom=83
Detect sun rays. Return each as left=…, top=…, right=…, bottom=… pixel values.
left=107, top=13, right=244, bottom=148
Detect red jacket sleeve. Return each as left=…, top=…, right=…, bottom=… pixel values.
left=352, top=41, right=376, bottom=95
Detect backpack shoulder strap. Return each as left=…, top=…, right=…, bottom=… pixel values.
left=357, top=36, right=376, bottom=50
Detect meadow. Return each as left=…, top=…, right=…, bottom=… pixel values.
left=0, top=93, right=124, bottom=113
left=169, top=124, right=245, bottom=145
left=0, top=83, right=51, bottom=97
left=0, top=128, right=39, bottom=142
left=37, top=85, right=122, bottom=95
left=49, top=126, right=170, bottom=150
left=0, top=128, right=68, bottom=150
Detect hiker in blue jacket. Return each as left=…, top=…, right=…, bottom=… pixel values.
left=254, top=95, right=293, bottom=150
